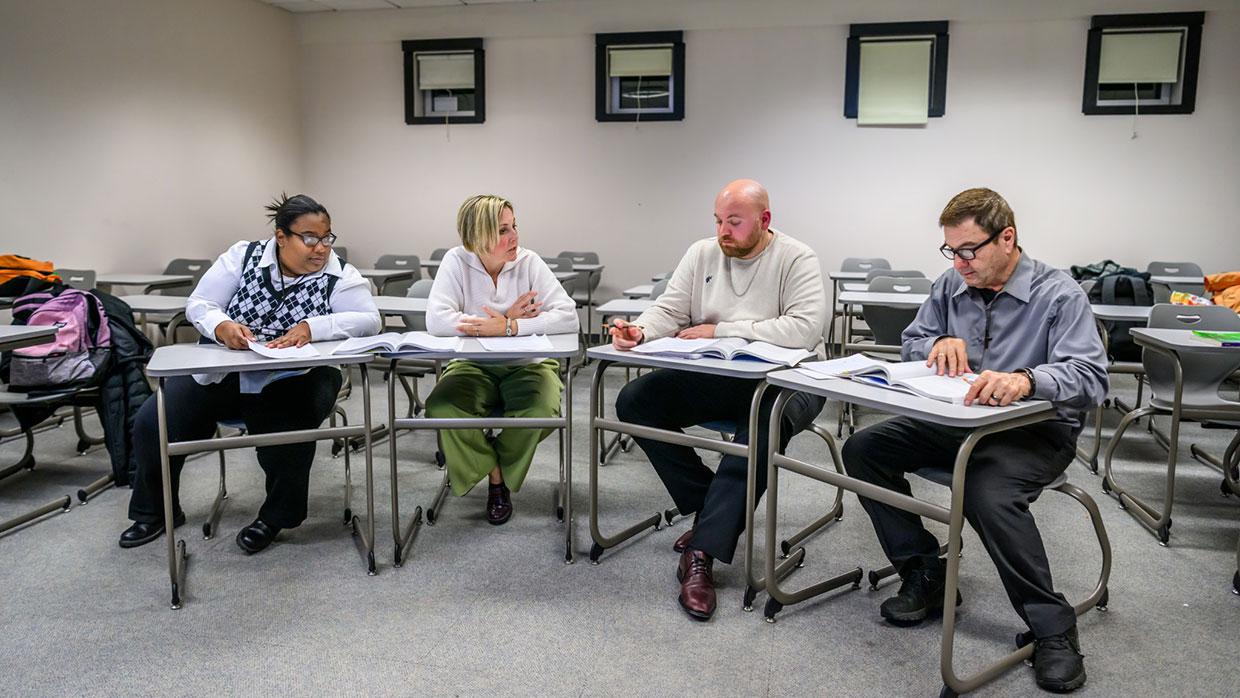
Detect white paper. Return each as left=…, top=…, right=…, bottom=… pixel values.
left=631, top=337, right=716, bottom=355
left=476, top=334, right=555, bottom=352
left=247, top=341, right=321, bottom=359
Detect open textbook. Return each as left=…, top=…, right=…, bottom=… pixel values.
left=797, top=354, right=980, bottom=405
left=329, top=332, right=463, bottom=355
left=631, top=336, right=815, bottom=367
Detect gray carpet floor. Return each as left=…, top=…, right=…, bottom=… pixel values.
left=1, top=366, right=1237, bottom=697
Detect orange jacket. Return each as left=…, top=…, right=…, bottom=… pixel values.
left=1205, top=272, right=1240, bottom=313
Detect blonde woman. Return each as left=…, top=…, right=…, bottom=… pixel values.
left=425, top=195, right=578, bottom=524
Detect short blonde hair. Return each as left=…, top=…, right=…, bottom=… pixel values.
left=456, top=194, right=514, bottom=255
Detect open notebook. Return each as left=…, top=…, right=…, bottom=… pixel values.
left=632, top=337, right=815, bottom=367
left=797, top=355, right=980, bottom=405
left=330, top=332, right=463, bottom=355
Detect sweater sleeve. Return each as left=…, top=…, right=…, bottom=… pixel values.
left=516, top=255, right=580, bottom=336
left=714, top=247, right=826, bottom=350
left=632, top=245, right=697, bottom=341
left=425, top=251, right=468, bottom=336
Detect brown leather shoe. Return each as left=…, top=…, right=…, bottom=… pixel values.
left=487, top=482, right=512, bottom=525
left=672, top=526, right=695, bottom=553
left=677, top=549, right=716, bottom=621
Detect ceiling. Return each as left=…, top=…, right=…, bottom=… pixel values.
left=257, top=0, right=543, bottom=12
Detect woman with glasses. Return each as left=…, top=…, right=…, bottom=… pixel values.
left=119, top=193, right=380, bottom=554
left=424, top=194, right=578, bottom=525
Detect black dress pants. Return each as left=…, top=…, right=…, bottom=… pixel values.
left=841, top=416, right=1079, bottom=638
left=127, top=367, right=343, bottom=529
left=615, top=368, right=825, bottom=564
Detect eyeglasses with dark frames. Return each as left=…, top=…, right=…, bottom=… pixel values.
left=939, top=228, right=1004, bottom=261
left=284, top=230, right=338, bottom=248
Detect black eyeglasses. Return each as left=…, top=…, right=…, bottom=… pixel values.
left=940, top=228, right=1004, bottom=260
left=285, top=231, right=338, bottom=248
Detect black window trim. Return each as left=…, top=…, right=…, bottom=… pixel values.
left=595, top=30, right=685, bottom=123
left=402, top=37, right=486, bottom=125
left=1082, top=11, right=1204, bottom=116
left=844, top=21, right=950, bottom=120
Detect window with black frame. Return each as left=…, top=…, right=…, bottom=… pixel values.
left=596, top=31, right=685, bottom=122
left=1082, top=12, right=1204, bottom=116
left=844, top=21, right=949, bottom=127
left=402, top=38, right=485, bottom=125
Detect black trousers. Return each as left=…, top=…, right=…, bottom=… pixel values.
left=615, top=369, right=825, bottom=564
left=128, top=367, right=343, bottom=529
left=841, top=416, right=1078, bottom=638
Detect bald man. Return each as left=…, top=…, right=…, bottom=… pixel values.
left=610, top=179, right=827, bottom=621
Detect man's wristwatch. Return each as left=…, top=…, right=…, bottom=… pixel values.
left=1016, top=368, right=1037, bottom=398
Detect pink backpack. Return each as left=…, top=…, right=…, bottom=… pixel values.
left=8, top=289, right=112, bottom=391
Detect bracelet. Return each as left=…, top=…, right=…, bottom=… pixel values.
left=505, top=319, right=515, bottom=337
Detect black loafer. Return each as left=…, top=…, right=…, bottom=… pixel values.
left=236, top=518, right=282, bottom=555
left=119, top=512, right=186, bottom=549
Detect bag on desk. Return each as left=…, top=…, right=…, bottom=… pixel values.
left=1069, top=259, right=1139, bottom=281
left=7, top=289, right=112, bottom=391
left=1087, top=272, right=1154, bottom=362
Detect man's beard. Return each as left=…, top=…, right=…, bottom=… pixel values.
left=718, top=229, right=763, bottom=258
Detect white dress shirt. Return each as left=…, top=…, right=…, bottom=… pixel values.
left=186, top=238, right=381, bottom=385
left=426, top=246, right=579, bottom=337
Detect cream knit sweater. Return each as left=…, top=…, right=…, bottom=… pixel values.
left=633, top=230, right=827, bottom=357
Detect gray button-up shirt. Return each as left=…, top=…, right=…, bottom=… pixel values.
left=901, top=252, right=1108, bottom=430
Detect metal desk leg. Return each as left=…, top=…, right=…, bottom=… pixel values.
left=938, top=421, right=1111, bottom=695
left=1074, top=404, right=1104, bottom=473
left=826, top=279, right=840, bottom=359
left=1101, top=345, right=1183, bottom=545
left=563, top=361, right=575, bottom=564
left=588, top=360, right=664, bottom=563
left=391, top=357, right=423, bottom=568
left=347, top=367, right=377, bottom=575
left=157, top=379, right=188, bottom=610
left=758, top=389, right=863, bottom=620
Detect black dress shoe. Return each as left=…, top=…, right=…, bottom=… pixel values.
left=487, top=482, right=513, bottom=525
left=236, top=518, right=281, bottom=555
left=119, top=512, right=186, bottom=549
left=1034, top=626, right=1087, bottom=692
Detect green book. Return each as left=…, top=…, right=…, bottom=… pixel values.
left=1191, top=330, right=1240, bottom=347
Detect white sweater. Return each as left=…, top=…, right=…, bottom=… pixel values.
left=426, top=246, right=579, bottom=337
left=633, top=230, right=827, bottom=357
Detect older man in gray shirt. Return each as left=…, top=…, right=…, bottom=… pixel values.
left=842, top=188, right=1107, bottom=694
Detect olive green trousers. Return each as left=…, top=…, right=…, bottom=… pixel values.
left=424, top=359, right=563, bottom=496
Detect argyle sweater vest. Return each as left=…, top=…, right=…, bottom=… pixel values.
left=224, top=240, right=337, bottom=342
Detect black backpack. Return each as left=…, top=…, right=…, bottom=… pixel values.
left=1087, top=272, right=1154, bottom=361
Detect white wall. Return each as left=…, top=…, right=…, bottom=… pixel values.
left=296, top=0, right=1240, bottom=299
left=0, top=0, right=301, bottom=276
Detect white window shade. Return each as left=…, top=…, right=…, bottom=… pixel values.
left=857, top=39, right=931, bottom=126
left=608, top=47, right=672, bottom=77
left=1098, top=31, right=1182, bottom=83
left=417, top=53, right=475, bottom=90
